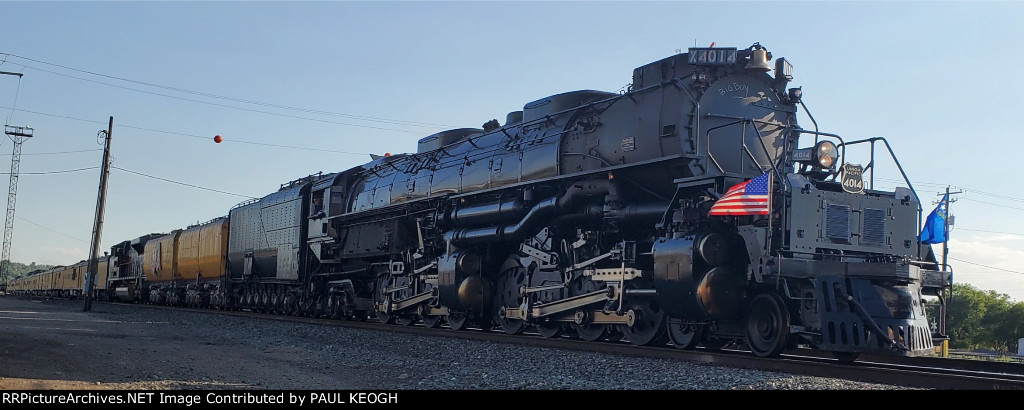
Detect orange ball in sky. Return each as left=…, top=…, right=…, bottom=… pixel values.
left=214, top=135, right=223, bottom=143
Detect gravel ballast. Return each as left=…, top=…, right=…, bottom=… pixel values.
left=0, top=296, right=916, bottom=390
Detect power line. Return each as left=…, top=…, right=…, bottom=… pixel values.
left=961, top=198, right=1024, bottom=212
left=0, top=106, right=373, bottom=156
left=956, top=228, right=1024, bottom=238
left=2, top=53, right=456, bottom=131
left=877, top=177, right=1024, bottom=203
left=948, top=257, right=1024, bottom=276
left=1, top=149, right=103, bottom=156
left=964, top=189, right=1024, bottom=204
left=2, top=52, right=454, bottom=128
left=4, top=69, right=22, bottom=125
left=0, top=166, right=99, bottom=175
left=874, top=177, right=951, bottom=189
left=17, top=65, right=429, bottom=134
left=228, top=139, right=368, bottom=155
left=112, top=166, right=256, bottom=198
left=15, top=215, right=89, bottom=243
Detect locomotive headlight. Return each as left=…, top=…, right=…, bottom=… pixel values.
left=793, top=140, right=839, bottom=170
left=816, top=141, right=837, bottom=168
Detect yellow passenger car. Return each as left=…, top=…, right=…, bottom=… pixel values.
left=77, top=256, right=112, bottom=300
left=51, top=265, right=73, bottom=297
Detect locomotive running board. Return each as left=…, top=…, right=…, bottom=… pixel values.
left=502, top=287, right=616, bottom=321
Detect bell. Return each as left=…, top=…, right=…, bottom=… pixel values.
left=745, top=47, right=772, bottom=72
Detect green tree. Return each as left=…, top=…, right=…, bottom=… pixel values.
left=947, top=283, right=990, bottom=349
left=946, top=283, right=1024, bottom=353
left=991, top=302, right=1024, bottom=353
left=1, top=260, right=57, bottom=281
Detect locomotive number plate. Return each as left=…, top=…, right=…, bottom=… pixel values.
left=841, top=163, right=865, bottom=194
left=688, top=48, right=737, bottom=65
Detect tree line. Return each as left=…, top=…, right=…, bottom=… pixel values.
left=1, top=260, right=56, bottom=281
left=943, top=283, right=1024, bottom=354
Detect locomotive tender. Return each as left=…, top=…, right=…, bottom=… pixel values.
left=9, top=43, right=951, bottom=360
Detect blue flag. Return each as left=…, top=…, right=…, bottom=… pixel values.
left=919, top=194, right=948, bottom=245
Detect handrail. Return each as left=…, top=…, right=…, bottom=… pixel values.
left=838, top=136, right=924, bottom=259
left=837, top=137, right=921, bottom=212
left=791, top=130, right=846, bottom=179
left=797, top=100, right=821, bottom=146
left=700, top=120, right=737, bottom=173
left=672, top=79, right=701, bottom=161
left=701, top=115, right=791, bottom=254
left=701, top=114, right=792, bottom=194
left=230, top=197, right=260, bottom=211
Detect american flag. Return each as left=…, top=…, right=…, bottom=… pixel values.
left=708, top=171, right=773, bottom=216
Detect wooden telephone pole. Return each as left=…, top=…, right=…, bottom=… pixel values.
left=83, top=117, right=113, bottom=312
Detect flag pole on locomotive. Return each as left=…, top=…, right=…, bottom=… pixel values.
left=919, top=186, right=959, bottom=357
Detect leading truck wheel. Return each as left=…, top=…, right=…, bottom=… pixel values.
left=745, top=292, right=791, bottom=358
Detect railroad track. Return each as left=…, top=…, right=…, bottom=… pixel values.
left=106, top=300, right=1024, bottom=390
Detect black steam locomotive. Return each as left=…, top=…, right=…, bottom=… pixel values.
left=179, top=43, right=952, bottom=360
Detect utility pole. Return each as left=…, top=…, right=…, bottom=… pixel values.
left=0, top=69, right=26, bottom=292
left=83, top=117, right=113, bottom=312
left=936, top=186, right=960, bottom=342
left=939, top=187, right=961, bottom=272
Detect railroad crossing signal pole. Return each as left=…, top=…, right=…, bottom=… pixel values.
left=83, top=117, right=113, bottom=312
left=1, top=125, right=33, bottom=292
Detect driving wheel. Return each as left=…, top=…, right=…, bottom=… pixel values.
left=494, top=260, right=528, bottom=335
left=618, top=296, right=668, bottom=346
left=446, top=311, right=469, bottom=330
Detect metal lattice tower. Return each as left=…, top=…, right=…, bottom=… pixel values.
left=1, top=125, right=33, bottom=289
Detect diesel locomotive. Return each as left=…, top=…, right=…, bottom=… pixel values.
left=8, top=43, right=951, bottom=361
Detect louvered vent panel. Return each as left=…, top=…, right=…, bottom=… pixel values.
left=826, top=204, right=851, bottom=240
left=862, top=208, right=886, bottom=244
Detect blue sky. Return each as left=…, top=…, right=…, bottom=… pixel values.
left=1, top=1, right=1022, bottom=302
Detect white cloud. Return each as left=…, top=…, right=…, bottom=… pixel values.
left=36, top=246, right=88, bottom=266
left=942, top=236, right=1024, bottom=302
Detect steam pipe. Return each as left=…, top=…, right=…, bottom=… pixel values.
left=446, top=180, right=609, bottom=246
left=604, top=203, right=669, bottom=221
left=446, top=197, right=559, bottom=245
left=447, top=199, right=525, bottom=227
